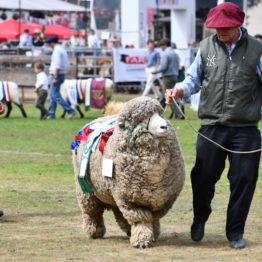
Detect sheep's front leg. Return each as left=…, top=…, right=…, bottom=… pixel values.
left=116, top=200, right=154, bottom=248
left=76, top=183, right=106, bottom=239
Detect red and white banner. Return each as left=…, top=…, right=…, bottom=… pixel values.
left=113, top=48, right=147, bottom=82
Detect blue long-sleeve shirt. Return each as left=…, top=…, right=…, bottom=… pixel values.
left=180, top=33, right=262, bottom=101
left=145, top=48, right=160, bottom=67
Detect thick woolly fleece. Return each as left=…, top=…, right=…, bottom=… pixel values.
left=73, top=96, right=185, bottom=248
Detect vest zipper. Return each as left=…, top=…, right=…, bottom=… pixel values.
left=221, top=52, right=232, bottom=122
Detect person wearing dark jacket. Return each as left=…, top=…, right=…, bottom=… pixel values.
left=152, top=38, right=184, bottom=119
left=166, top=2, right=262, bottom=249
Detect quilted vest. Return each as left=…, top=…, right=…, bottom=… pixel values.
left=199, top=28, right=262, bottom=126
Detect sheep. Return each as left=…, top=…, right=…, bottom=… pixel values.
left=0, top=81, right=27, bottom=118
left=72, top=96, right=185, bottom=248
left=60, top=78, right=113, bottom=118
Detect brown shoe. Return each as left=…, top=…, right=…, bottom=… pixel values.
left=67, top=112, right=76, bottom=119
left=0, top=210, right=4, bottom=217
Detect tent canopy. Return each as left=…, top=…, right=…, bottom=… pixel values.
left=0, top=19, right=85, bottom=42
left=0, top=0, right=86, bottom=12
left=0, top=19, right=37, bottom=42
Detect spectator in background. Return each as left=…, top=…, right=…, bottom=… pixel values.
left=152, top=38, right=184, bottom=119
left=254, top=34, right=262, bottom=42
left=19, top=29, right=32, bottom=48
left=45, top=36, right=76, bottom=119
left=88, top=29, right=101, bottom=48
left=70, top=30, right=84, bottom=47
left=40, top=25, right=46, bottom=40
left=32, top=29, right=44, bottom=47
left=108, top=33, right=121, bottom=48
left=143, top=39, right=162, bottom=100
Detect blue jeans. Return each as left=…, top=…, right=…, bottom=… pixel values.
left=48, top=74, right=75, bottom=118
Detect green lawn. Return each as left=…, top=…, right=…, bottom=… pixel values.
left=0, top=99, right=261, bottom=262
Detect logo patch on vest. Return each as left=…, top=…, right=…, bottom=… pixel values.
left=206, top=54, right=216, bottom=67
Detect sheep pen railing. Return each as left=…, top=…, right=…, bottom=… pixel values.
left=0, top=47, right=113, bottom=102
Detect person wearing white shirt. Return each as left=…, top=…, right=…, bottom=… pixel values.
left=88, top=29, right=101, bottom=48
left=19, top=29, right=33, bottom=48
left=70, top=30, right=84, bottom=47
left=45, top=36, right=76, bottom=119
left=34, top=63, right=49, bottom=120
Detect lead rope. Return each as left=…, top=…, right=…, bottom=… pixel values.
left=164, top=98, right=262, bottom=154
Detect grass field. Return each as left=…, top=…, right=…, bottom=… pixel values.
left=0, top=97, right=261, bottom=262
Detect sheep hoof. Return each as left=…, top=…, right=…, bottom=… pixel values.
left=130, top=223, right=154, bottom=248
left=84, top=224, right=106, bottom=239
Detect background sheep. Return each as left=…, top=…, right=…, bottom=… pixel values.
left=103, top=101, right=124, bottom=116
left=0, top=81, right=27, bottom=118
left=72, top=96, right=185, bottom=248
left=60, top=78, right=113, bottom=118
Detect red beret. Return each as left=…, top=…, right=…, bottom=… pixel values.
left=206, top=2, right=245, bottom=28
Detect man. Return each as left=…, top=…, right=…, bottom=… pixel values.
left=32, top=29, right=44, bottom=47
left=45, top=36, right=76, bottom=119
left=254, top=34, right=262, bottom=43
left=152, top=38, right=183, bottom=119
left=166, top=2, right=262, bottom=249
left=70, top=30, right=84, bottom=47
left=19, top=29, right=32, bottom=48
left=142, top=39, right=162, bottom=99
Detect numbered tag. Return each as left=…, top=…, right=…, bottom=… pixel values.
left=102, top=158, right=113, bottom=177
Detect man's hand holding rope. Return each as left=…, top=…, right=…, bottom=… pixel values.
left=165, top=88, right=184, bottom=104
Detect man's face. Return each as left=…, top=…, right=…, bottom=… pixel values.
left=159, top=45, right=166, bottom=51
left=147, top=42, right=154, bottom=50
left=216, top=27, right=239, bottom=44
left=47, top=42, right=55, bottom=48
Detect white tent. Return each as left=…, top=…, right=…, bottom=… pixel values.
left=0, top=0, right=86, bottom=12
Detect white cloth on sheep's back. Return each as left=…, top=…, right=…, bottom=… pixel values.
left=0, top=81, right=11, bottom=102
left=71, top=115, right=117, bottom=193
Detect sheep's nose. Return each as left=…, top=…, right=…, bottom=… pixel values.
left=160, top=125, right=167, bottom=130
left=148, top=113, right=169, bottom=136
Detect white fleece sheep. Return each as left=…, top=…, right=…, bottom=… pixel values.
left=0, top=81, right=27, bottom=118
left=60, top=78, right=113, bottom=118
left=73, top=96, right=185, bottom=248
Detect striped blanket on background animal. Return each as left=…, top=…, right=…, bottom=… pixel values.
left=0, top=81, right=11, bottom=102
left=65, top=78, right=106, bottom=111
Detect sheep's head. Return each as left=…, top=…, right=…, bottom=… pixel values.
left=116, top=97, right=171, bottom=151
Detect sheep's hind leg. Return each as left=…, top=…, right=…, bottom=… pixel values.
left=76, top=190, right=106, bottom=239
left=60, top=109, right=66, bottom=118
left=4, top=101, right=12, bottom=118
left=76, top=105, right=84, bottom=118
left=116, top=200, right=154, bottom=248
left=14, top=102, right=27, bottom=118
left=112, top=207, right=131, bottom=237
left=152, top=218, right=160, bottom=241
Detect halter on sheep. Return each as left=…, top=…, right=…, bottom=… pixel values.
left=72, top=96, right=185, bottom=248
left=0, top=81, right=27, bottom=118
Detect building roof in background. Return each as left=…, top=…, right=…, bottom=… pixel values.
left=0, top=0, right=86, bottom=12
